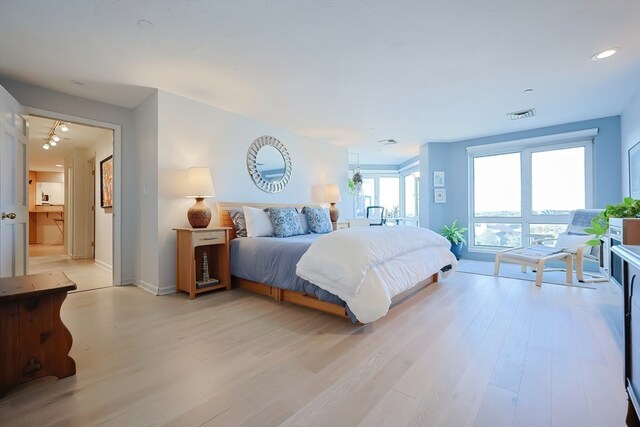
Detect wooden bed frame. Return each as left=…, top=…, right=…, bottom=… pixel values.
left=217, top=201, right=438, bottom=321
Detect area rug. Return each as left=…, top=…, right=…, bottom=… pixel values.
left=457, top=259, right=601, bottom=289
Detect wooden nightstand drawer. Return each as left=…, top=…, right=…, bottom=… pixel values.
left=193, top=230, right=225, bottom=247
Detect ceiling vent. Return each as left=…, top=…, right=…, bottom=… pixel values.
left=378, top=139, right=398, bottom=145
left=507, top=109, right=536, bottom=120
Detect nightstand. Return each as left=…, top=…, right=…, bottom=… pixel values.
left=173, top=227, right=231, bottom=299
left=332, top=221, right=350, bottom=231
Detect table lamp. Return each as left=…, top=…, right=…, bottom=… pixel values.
left=325, top=183, right=342, bottom=222
left=186, top=167, right=215, bottom=228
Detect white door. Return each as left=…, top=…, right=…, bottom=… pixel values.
left=0, top=84, right=28, bottom=277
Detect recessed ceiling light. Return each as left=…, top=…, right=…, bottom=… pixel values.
left=59, top=124, right=69, bottom=132
left=49, top=140, right=57, bottom=146
left=43, top=143, right=50, bottom=150
left=592, top=48, right=618, bottom=60
left=51, top=134, right=60, bottom=142
left=55, top=164, right=63, bottom=168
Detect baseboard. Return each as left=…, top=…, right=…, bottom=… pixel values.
left=130, top=279, right=161, bottom=296
left=94, top=259, right=112, bottom=272
left=158, top=283, right=176, bottom=295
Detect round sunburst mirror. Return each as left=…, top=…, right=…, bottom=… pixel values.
left=246, top=135, right=292, bottom=193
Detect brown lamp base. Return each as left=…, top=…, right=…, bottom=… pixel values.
left=329, top=203, right=340, bottom=222
left=187, top=198, right=212, bottom=228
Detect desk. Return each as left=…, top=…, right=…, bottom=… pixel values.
left=0, top=272, right=76, bottom=397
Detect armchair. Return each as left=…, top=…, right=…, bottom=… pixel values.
left=530, top=209, right=607, bottom=283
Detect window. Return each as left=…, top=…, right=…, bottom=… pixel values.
left=468, top=130, right=595, bottom=252
left=379, top=177, right=400, bottom=218
left=404, top=172, right=420, bottom=219
left=351, top=166, right=419, bottom=225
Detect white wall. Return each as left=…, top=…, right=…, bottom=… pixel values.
left=156, top=90, right=350, bottom=293
left=133, top=91, right=159, bottom=292
left=622, top=88, right=640, bottom=196
left=84, top=132, right=114, bottom=270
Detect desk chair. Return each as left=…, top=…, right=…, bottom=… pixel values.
left=366, top=206, right=386, bottom=226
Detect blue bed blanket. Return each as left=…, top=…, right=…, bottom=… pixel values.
left=230, top=234, right=357, bottom=321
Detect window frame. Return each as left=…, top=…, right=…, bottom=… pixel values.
left=467, top=129, right=596, bottom=253
left=351, top=167, right=420, bottom=224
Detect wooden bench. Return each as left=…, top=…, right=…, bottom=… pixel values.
left=0, top=272, right=76, bottom=397
left=494, top=247, right=573, bottom=287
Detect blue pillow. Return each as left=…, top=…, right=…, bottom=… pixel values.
left=265, top=208, right=305, bottom=238
left=302, top=207, right=332, bottom=234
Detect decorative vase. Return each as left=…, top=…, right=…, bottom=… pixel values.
left=187, top=197, right=212, bottom=228
left=329, top=203, right=340, bottom=222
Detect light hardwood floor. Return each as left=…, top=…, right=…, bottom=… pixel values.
left=29, top=244, right=112, bottom=292
left=0, top=272, right=627, bottom=426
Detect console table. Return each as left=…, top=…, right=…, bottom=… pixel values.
left=0, top=272, right=76, bottom=397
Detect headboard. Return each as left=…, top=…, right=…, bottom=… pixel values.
left=217, top=201, right=319, bottom=240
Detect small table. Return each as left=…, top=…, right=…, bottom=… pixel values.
left=0, top=272, right=77, bottom=397
left=494, top=248, right=573, bottom=287
left=174, top=228, right=231, bottom=299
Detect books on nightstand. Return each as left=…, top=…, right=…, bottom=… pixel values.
left=195, top=278, right=219, bottom=289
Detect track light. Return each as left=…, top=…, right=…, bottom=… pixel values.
left=43, top=120, right=70, bottom=150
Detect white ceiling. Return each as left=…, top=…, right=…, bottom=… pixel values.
left=1, top=1, right=639, bottom=165
left=28, top=116, right=112, bottom=172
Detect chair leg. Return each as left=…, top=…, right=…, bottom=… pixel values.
left=494, top=254, right=501, bottom=276
left=576, top=252, right=585, bottom=282
left=565, top=255, right=573, bottom=284
left=521, top=265, right=527, bottom=273
left=535, top=260, right=544, bottom=287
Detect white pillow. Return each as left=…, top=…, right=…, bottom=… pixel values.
left=555, top=234, right=591, bottom=252
left=243, top=206, right=274, bottom=237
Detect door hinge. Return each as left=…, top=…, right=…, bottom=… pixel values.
left=91, top=205, right=94, bottom=211
left=91, top=241, right=95, bottom=247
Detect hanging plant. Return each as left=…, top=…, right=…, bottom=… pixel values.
left=352, top=170, right=363, bottom=185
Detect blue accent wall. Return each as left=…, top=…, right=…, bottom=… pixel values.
left=421, top=116, right=622, bottom=261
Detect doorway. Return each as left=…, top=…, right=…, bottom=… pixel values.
left=27, top=115, right=114, bottom=292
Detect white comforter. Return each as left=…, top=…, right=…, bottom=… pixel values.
left=296, top=226, right=457, bottom=323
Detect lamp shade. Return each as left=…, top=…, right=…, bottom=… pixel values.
left=324, top=183, right=342, bottom=203
left=186, top=167, right=215, bottom=198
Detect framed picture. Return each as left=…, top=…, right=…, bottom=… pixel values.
left=630, top=141, right=640, bottom=199
left=100, top=155, right=113, bottom=208
left=434, top=188, right=446, bottom=204
left=433, top=171, right=445, bottom=187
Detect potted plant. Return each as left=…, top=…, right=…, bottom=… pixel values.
left=440, top=220, right=468, bottom=260
left=586, top=197, right=640, bottom=245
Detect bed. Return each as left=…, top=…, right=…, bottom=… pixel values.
left=218, top=202, right=456, bottom=323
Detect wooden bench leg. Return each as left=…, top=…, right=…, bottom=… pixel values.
left=494, top=254, right=501, bottom=276
left=565, top=255, right=573, bottom=284
left=535, top=259, right=544, bottom=287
